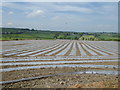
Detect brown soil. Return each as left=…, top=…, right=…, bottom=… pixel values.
left=86, top=43, right=113, bottom=55
left=5, top=43, right=29, bottom=46
left=80, top=42, right=92, bottom=56
left=64, top=42, right=73, bottom=56
left=2, top=50, right=31, bottom=58
left=2, top=67, right=118, bottom=81
left=51, top=43, right=69, bottom=56
left=3, top=43, right=63, bottom=57
left=2, top=73, right=119, bottom=88
left=69, top=81, right=118, bottom=88
left=37, top=44, right=66, bottom=56
left=76, top=42, right=81, bottom=56
left=82, top=43, right=103, bottom=56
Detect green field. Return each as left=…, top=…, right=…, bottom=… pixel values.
left=0, top=28, right=120, bottom=41
left=79, top=35, right=98, bottom=41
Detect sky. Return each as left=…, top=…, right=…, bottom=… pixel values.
left=1, top=2, right=118, bottom=32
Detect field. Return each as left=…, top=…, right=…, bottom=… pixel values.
left=1, top=28, right=120, bottom=41
left=0, top=40, right=119, bottom=88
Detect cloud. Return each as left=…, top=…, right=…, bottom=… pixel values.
left=2, top=2, right=117, bottom=32
left=0, top=9, right=2, bottom=13
left=56, top=5, right=94, bottom=14
left=2, top=0, right=119, bottom=2
left=0, top=2, right=2, bottom=7
left=51, top=16, right=60, bottom=20
left=26, top=10, right=44, bottom=17
left=2, top=2, right=22, bottom=10
left=7, top=22, right=13, bottom=25
left=8, top=11, right=14, bottom=14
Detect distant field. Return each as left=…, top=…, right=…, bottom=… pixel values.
left=1, top=28, right=120, bottom=41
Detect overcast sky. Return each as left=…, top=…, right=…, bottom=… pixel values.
left=1, top=2, right=118, bottom=32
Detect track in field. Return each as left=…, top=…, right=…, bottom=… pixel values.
left=1, top=40, right=119, bottom=71
left=1, top=40, right=119, bottom=72
left=2, top=41, right=118, bottom=57
left=1, top=40, right=119, bottom=84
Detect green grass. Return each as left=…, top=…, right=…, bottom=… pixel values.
left=79, top=35, right=98, bottom=41
left=1, top=28, right=120, bottom=41
left=97, top=33, right=120, bottom=41
left=1, top=28, right=56, bottom=40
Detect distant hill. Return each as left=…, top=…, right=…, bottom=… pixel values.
left=0, top=28, right=120, bottom=41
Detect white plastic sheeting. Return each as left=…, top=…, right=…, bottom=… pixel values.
left=1, top=60, right=119, bottom=66
left=1, top=64, right=119, bottom=72
left=69, top=42, right=76, bottom=56
left=83, top=42, right=108, bottom=55
left=1, top=56, right=118, bottom=62
left=81, top=44, right=98, bottom=55
left=77, top=42, right=87, bottom=56
left=30, top=44, right=64, bottom=56
left=56, top=43, right=73, bottom=56
left=4, top=50, right=30, bottom=56
left=87, top=43, right=116, bottom=55
left=45, top=43, right=69, bottom=56
left=17, top=43, right=61, bottom=56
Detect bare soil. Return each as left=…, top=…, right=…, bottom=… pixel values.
left=2, top=67, right=118, bottom=81
left=2, top=73, right=119, bottom=88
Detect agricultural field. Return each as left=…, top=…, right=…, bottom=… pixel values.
left=0, top=40, right=119, bottom=88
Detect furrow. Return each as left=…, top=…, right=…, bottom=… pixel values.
left=30, top=44, right=64, bottom=56
left=87, top=42, right=116, bottom=55
left=77, top=42, right=87, bottom=56
left=56, top=43, right=73, bottom=56
left=83, top=42, right=108, bottom=56
left=16, top=43, right=61, bottom=56
left=81, top=43, right=98, bottom=56
left=69, top=42, right=77, bottom=56
left=45, top=43, right=69, bottom=56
